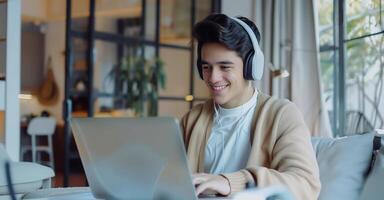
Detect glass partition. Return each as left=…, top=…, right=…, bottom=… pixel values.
left=0, top=1, right=6, bottom=78
left=0, top=0, right=6, bottom=145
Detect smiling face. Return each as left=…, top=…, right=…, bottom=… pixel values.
left=201, top=42, right=254, bottom=108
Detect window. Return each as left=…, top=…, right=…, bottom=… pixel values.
left=318, top=0, right=384, bottom=136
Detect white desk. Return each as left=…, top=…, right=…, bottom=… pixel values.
left=22, top=187, right=232, bottom=200
left=22, top=186, right=293, bottom=200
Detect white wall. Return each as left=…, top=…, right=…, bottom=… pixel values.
left=5, top=0, right=21, bottom=161
left=222, top=0, right=254, bottom=18
left=93, top=17, right=117, bottom=111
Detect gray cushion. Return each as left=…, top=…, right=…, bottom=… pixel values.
left=0, top=143, right=54, bottom=195
left=311, top=133, right=374, bottom=200
left=0, top=162, right=54, bottom=195
left=359, top=140, right=384, bottom=200
left=0, top=145, right=9, bottom=162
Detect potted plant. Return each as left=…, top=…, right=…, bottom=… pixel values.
left=108, top=55, right=166, bottom=116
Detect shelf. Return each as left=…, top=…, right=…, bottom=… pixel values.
left=72, top=111, right=88, bottom=118
left=0, top=38, right=5, bottom=42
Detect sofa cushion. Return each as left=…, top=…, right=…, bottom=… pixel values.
left=0, top=162, right=54, bottom=194
left=0, top=145, right=9, bottom=163
left=311, top=133, right=373, bottom=200
left=359, top=138, right=384, bottom=200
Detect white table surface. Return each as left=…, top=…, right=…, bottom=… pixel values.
left=22, top=187, right=232, bottom=200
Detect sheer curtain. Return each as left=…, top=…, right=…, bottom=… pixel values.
left=252, top=0, right=332, bottom=137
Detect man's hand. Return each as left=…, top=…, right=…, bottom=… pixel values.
left=192, top=173, right=231, bottom=196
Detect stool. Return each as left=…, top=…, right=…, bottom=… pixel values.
left=23, top=117, right=56, bottom=169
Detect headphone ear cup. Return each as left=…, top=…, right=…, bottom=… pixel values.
left=243, top=50, right=254, bottom=80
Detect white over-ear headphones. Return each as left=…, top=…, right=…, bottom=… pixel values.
left=230, top=17, right=265, bottom=80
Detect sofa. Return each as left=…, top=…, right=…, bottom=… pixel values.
left=312, top=131, right=383, bottom=200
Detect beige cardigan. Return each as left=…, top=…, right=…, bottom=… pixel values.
left=181, top=92, right=321, bottom=200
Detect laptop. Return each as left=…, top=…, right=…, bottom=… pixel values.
left=71, top=117, right=222, bottom=200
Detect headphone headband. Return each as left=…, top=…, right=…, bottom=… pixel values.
left=229, top=16, right=264, bottom=80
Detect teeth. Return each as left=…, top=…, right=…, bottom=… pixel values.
left=211, top=85, right=227, bottom=91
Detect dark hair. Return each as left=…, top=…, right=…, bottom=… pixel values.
left=193, top=14, right=261, bottom=63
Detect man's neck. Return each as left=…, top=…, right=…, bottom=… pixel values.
left=221, top=85, right=255, bottom=109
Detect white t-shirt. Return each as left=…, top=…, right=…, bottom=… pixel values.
left=204, top=89, right=258, bottom=174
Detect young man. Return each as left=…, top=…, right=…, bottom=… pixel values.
left=181, top=14, right=321, bottom=200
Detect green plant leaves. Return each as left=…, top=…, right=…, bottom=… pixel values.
left=108, top=55, right=166, bottom=116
